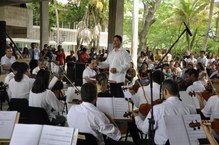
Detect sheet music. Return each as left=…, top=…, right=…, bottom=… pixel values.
left=123, top=89, right=132, bottom=99
left=72, top=128, right=79, bottom=145
left=0, top=111, right=17, bottom=139
left=96, top=97, right=114, bottom=118
left=183, top=114, right=206, bottom=145
left=179, top=91, right=200, bottom=109
left=113, top=98, right=129, bottom=119
left=164, top=115, right=190, bottom=145
left=10, top=124, right=42, bottom=145
left=39, top=125, right=75, bottom=145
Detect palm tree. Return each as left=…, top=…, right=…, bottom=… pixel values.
left=163, top=0, right=210, bottom=50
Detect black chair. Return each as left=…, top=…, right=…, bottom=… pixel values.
left=77, top=133, right=98, bottom=145
left=28, top=106, right=50, bottom=125
left=9, top=98, right=29, bottom=123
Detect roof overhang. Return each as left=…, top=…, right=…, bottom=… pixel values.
left=0, top=0, right=47, bottom=6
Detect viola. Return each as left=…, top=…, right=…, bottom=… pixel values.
left=211, top=118, right=219, bottom=136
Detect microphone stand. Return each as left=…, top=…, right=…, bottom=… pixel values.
left=148, top=27, right=191, bottom=145
left=148, top=70, right=155, bottom=145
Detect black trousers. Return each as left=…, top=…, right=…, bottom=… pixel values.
left=110, top=83, right=124, bottom=97
left=29, top=59, right=38, bottom=74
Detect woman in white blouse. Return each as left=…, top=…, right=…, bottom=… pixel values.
left=8, top=62, right=35, bottom=100
left=29, top=69, right=65, bottom=125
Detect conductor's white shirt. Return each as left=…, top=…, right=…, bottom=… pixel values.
left=134, top=96, right=196, bottom=145
left=132, top=82, right=160, bottom=108
left=202, top=95, right=219, bottom=120
left=67, top=102, right=121, bottom=145
left=29, top=89, right=64, bottom=120
left=99, top=48, right=130, bottom=83
left=8, top=74, right=35, bottom=100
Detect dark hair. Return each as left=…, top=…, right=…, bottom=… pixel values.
left=81, top=83, right=97, bottom=102
left=152, top=70, right=164, bottom=84
left=114, top=35, right=122, bottom=42
left=185, top=68, right=199, bottom=79
left=22, top=47, right=29, bottom=55
left=11, top=62, right=20, bottom=72
left=14, top=62, right=29, bottom=82
left=87, top=58, right=96, bottom=64
left=32, top=69, right=50, bottom=93
left=162, top=79, right=179, bottom=96
left=96, top=73, right=108, bottom=93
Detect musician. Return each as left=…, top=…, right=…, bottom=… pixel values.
left=185, top=69, right=206, bottom=93
left=32, top=58, right=47, bottom=75
left=29, top=69, right=65, bottom=125
left=130, top=70, right=164, bottom=108
left=133, top=79, right=196, bottom=145
left=99, top=35, right=130, bottom=97
left=96, top=73, right=112, bottom=97
left=1, top=46, right=16, bottom=74
left=4, top=62, right=20, bottom=85
left=67, top=83, right=134, bottom=145
left=8, top=62, right=35, bottom=100
left=82, top=58, right=97, bottom=84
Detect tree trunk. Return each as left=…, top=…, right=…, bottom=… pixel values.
left=54, top=0, right=60, bottom=45
left=202, top=0, right=215, bottom=51
left=215, top=12, right=219, bottom=41
left=139, top=0, right=161, bottom=52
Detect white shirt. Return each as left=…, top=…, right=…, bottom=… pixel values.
left=99, top=48, right=130, bottom=83
left=135, top=97, right=196, bottom=145
left=8, top=74, right=35, bottom=100
left=67, top=102, right=121, bottom=145
left=1, top=55, right=16, bottom=74
left=32, top=66, right=40, bottom=75
left=132, top=82, right=160, bottom=108
left=4, top=72, right=15, bottom=85
left=201, top=95, right=219, bottom=120
left=197, top=56, right=208, bottom=67
left=82, top=66, right=96, bottom=84
left=186, top=80, right=206, bottom=93
left=29, top=89, right=64, bottom=120
left=185, top=58, right=197, bottom=64
left=29, top=48, right=40, bottom=60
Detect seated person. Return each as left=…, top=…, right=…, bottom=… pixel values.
left=1, top=46, right=16, bottom=74
left=82, top=58, right=97, bottom=84
left=133, top=79, right=196, bottom=145
left=96, top=73, right=112, bottom=97
left=125, top=62, right=136, bottom=85
left=8, top=62, right=35, bottom=100
left=32, top=58, right=47, bottom=76
left=67, top=83, right=135, bottom=145
left=29, top=69, right=65, bottom=125
left=4, top=62, right=20, bottom=85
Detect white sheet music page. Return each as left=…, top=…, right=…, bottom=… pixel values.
left=123, top=89, right=132, bottom=99
left=38, top=125, right=75, bottom=145
left=183, top=114, right=206, bottom=145
left=179, top=91, right=199, bottom=109
left=164, top=115, right=190, bottom=145
left=113, top=98, right=129, bottom=119
left=0, top=111, right=17, bottom=139
left=96, top=97, right=114, bottom=119
left=10, top=124, right=42, bottom=145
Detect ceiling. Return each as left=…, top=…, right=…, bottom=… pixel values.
left=0, top=0, right=47, bottom=6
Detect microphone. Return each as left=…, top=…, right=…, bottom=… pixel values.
left=183, top=22, right=192, bottom=36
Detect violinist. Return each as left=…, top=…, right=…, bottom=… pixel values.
left=96, top=73, right=113, bottom=97
left=130, top=70, right=164, bottom=108
left=82, top=58, right=97, bottom=84
left=133, top=79, right=196, bottom=145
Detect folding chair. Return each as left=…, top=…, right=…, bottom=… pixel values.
left=9, top=98, right=29, bottom=123
left=28, top=106, right=50, bottom=125
left=77, top=132, right=98, bottom=145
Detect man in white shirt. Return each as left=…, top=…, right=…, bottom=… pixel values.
left=82, top=58, right=97, bottom=84
left=133, top=79, right=196, bottom=145
left=99, top=35, right=130, bottom=97
left=130, top=70, right=164, bottom=108
left=32, top=58, right=47, bottom=76
left=29, top=42, right=40, bottom=73
left=67, top=83, right=134, bottom=145
left=1, top=46, right=16, bottom=74
left=197, top=50, right=208, bottom=68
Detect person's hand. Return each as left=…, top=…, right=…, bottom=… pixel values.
left=110, top=68, right=117, bottom=73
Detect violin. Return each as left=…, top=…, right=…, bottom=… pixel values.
left=211, top=118, right=219, bottom=136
